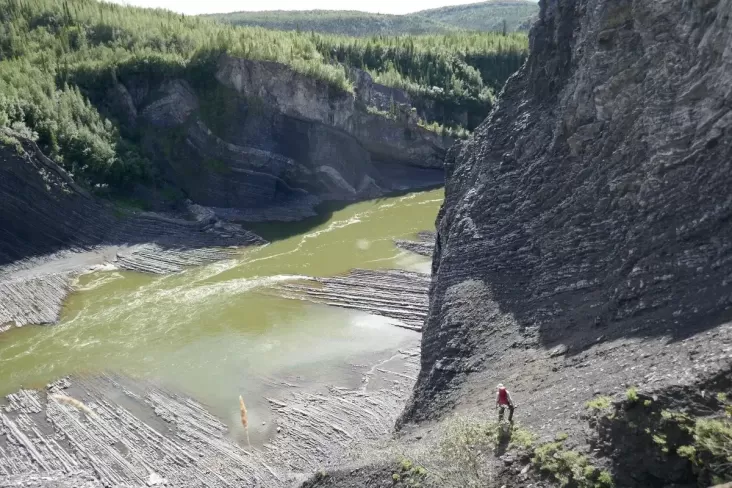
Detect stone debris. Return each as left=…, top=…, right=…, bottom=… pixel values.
left=0, top=349, right=420, bottom=487
left=394, top=231, right=435, bottom=257
left=273, top=269, right=430, bottom=331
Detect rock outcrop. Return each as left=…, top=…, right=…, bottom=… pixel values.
left=0, top=133, right=263, bottom=329
left=400, top=0, right=732, bottom=482
left=0, top=355, right=420, bottom=487
left=273, top=269, right=431, bottom=331
left=107, top=56, right=449, bottom=222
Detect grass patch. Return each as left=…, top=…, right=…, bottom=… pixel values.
left=437, top=417, right=534, bottom=487
left=625, top=387, right=639, bottom=403
left=586, top=396, right=613, bottom=412
left=391, top=457, right=428, bottom=487
left=366, top=105, right=397, bottom=121
left=532, top=439, right=614, bottom=488
left=418, top=119, right=471, bottom=139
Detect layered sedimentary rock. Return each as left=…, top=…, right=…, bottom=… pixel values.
left=107, top=57, right=449, bottom=222
left=0, top=355, right=419, bottom=487
left=273, top=269, right=431, bottom=331
left=0, top=136, right=263, bottom=328
left=0, top=135, right=112, bottom=265
left=402, top=0, right=732, bottom=450
left=394, top=231, right=436, bottom=257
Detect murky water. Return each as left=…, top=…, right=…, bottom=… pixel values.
left=0, top=189, right=442, bottom=435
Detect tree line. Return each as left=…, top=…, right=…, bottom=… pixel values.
left=0, top=0, right=528, bottom=191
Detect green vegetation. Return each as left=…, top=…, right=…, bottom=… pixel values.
left=391, top=458, right=428, bottom=487
left=419, top=1, right=539, bottom=33
left=586, top=396, right=613, bottom=412
left=208, top=1, right=539, bottom=36
left=598, top=393, right=732, bottom=486
left=431, top=416, right=614, bottom=488
left=0, top=0, right=345, bottom=189
left=532, top=439, right=614, bottom=488
left=0, top=0, right=527, bottom=192
left=438, top=417, right=535, bottom=486
left=323, top=32, right=527, bottom=129
left=672, top=416, right=732, bottom=482
left=418, top=120, right=471, bottom=140
left=206, top=10, right=461, bottom=37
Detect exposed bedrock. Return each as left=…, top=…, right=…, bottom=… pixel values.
left=109, top=57, right=449, bottom=221
left=272, top=269, right=431, bottom=332
left=401, top=0, right=732, bottom=433
left=0, top=134, right=112, bottom=266
left=216, top=57, right=448, bottom=170
left=0, top=353, right=419, bottom=487
left=0, top=136, right=263, bottom=328
left=394, top=231, right=436, bottom=257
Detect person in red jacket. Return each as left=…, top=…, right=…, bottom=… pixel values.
left=496, top=383, right=515, bottom=423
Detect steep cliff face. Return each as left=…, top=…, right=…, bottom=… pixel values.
left=0, top=135, right=113, bottom=266
left=403, top=0, right=732, bottom=445
left=108, top=56, right=449, bottom=220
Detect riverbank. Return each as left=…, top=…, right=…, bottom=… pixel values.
left=0, top=188, right=442, bottom=486
left=0, top=345, right=421, bottom=486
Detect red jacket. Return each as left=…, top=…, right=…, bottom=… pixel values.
left=497, top=388, right=512, bottom=406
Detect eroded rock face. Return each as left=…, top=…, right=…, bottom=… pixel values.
left=0, top=136, right=113, bottom=266
left=140, top=80, right=199, bottom=128
left=117, top=56, right=449, bottom=219
left=216, top=56, right=448, bottom=169
left=403, top=0, right=732, bottom=426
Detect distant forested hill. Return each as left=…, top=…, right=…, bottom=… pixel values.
left=207, top=1, right=539, bottom=36
left=419, top=1, right=538, bottom=33
left=205, top=11, right=462, bottom=37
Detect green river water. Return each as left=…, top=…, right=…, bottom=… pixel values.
left=0, top=189, right=442, bottom=435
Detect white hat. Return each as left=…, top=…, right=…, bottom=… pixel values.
left=497, top=383, right=504, bottom=389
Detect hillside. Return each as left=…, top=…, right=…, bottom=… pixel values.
left=395, top=0, right=732, bottom=486
left=207, top=1, right=539, bottom=36
left=295, top=0, right=732, bottom=486
left=419, top=0, right=538, bottom=33
left=0, top=0, right=527, bottom=195
left=205, top=10, right=462, bottom=37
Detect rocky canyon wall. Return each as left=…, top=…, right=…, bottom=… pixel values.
left=106, top=56, right=450, bottom=220
left=403, top=0, right=732, bottom=427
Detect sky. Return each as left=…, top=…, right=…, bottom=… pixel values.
left=105, top=0, right=493, bottom=16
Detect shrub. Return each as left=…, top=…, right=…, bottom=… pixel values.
left=437, top=416, right=533, bottom=487
left=586, top=396, right=612, bottom=412
left=532, top=439, right=614, bottom=488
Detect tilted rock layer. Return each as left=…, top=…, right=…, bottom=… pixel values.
left=403, top=0, right=732, bottom=434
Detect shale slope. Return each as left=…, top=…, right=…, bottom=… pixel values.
left=386, top=0, right=732, bottom=486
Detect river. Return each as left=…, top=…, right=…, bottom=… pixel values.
left=0, top=189, right=442, bottom=443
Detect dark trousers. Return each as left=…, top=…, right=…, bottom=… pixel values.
left=498, top=404, right=514, bottom=422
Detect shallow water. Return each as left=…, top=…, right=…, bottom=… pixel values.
left=0, top=189, right=442, bottom=436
